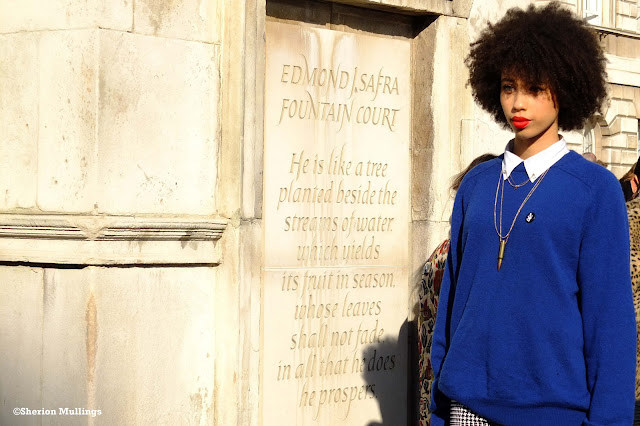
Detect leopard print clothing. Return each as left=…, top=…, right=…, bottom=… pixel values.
left=626, top=197, right=640, bottom=402
left=418, top=239, right=450, bottom=426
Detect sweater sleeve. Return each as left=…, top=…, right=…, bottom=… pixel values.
left=429, top=188, right=464, bottom=424
left=578, top=176, right=636, bottom=425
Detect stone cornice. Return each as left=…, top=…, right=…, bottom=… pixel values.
left=0, top=214, right=227, bottom=265
left=592, top=25, right=640, bottom=40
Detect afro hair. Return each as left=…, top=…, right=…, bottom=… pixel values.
left=465, top=2, right=607, bottom=131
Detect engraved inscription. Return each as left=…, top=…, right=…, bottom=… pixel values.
left=264, top=21, right=410, bottom=424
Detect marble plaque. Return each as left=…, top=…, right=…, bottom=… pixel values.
left=263, top=20, right=410, bottom=425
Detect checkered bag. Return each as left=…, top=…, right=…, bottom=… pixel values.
left=450, top=401, right=492, bottom=426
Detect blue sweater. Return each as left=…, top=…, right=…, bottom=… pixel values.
left=430, top=151, right=636, bottom=425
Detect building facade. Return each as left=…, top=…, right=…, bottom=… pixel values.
left=0, top=0, right=639, bottom=424
left=567, top=0, right=640, bottom=177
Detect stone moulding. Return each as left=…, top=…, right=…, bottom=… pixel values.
left=605, top=53, right=640, bottom=88
left=0, top=214, right=227, bottom=266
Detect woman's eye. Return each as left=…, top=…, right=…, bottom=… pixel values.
left=530, top=86, right=543, bottom=93
left=501, top=84, right=514, bottom=93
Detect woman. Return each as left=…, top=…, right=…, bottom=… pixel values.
left=430, top=4, right=636, bottom=425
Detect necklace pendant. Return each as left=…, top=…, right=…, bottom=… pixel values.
left=497, top=239, right=506, bottom=271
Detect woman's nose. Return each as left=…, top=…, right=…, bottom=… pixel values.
left=512, top=90, right=525, bottom=111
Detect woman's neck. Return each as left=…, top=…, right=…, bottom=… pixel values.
left=513, top=129, right=560, bottom=159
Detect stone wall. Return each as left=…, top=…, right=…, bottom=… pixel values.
left=0, top=2, right=221, bottom=215
left=0, top=1, right=226, bottom=424
left=616, top=0, right=640, bottom=32
left=2, top=0, right=639, bottom=425
left=593, top=0, right=640, bottom=175
left=600, top=85, right=640, bottom=176
left=0, top=0, right=473, bottom=424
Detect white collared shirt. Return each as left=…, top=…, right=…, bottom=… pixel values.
left=502, top=138, right=569, bottom=182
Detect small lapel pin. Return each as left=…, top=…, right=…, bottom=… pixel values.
left=525, top=212, right=535, bottom=223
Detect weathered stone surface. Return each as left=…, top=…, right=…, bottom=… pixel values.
left=237, top=220, right=262, bottom=425
left=211, top=218, right=262, bottom=425
left=0, top=266, right=218, bottom=425
left=96, top=29, right=218, bottom=215
left=469, top=0, right=522, bottom=39
left=212, top=223, right=241, bottom=426
left=622, top=148, right=639, bottom=164
left=603, top=132, right=630, bottom=149
left=601, top=147, right=623, bottom=165
left=413, top=16, right=483, bottom=223
left=606, top=54, right=640, bottom=87
left=611, top=164, right=629, bottom=178
left=91, top=267, right=216, bottom=425
left=218, top=0, right=251, bottom=220
left=604, top=97, right=638, bottom=124
left=0, top=267, right=43, bottom=426
left=41, top=269, right=89, bottom=426
left=0, top=0, right=95, bottom=33
left=1, top=27, right=219, bottom=215
left=411, top=17, right=436, bottom=224
left=263, top=20, right=410, bottom=424
left=240, top=0, right=267, bottom=220
left=561, top=129, right=584, bottom=153
left=98, top=0, right=133, bottom=31
left=0, top=33, right=39, bottom=210
left=0, top=30, right=98, bottom=213
left=0, top=214, right=225, bottom=265
left=37, top=30, right=98, bottom=213
left=0, top=0, right=132, bottom=33
left=617, top=14, right=638, bottom=32
left=134, top=0, right=221, bottom=43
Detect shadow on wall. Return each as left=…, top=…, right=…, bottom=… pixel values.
left=362, top=320, right=418, bottom=426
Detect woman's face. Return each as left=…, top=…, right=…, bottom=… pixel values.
left=500, top=73, right=559, bottom=146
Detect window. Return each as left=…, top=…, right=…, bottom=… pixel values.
left=583, top=0, right=603, bottom=25
left=583, top=125, right=595, bottom=155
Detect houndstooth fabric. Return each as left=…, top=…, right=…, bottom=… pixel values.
left=450, top=401, right=491, bottom=426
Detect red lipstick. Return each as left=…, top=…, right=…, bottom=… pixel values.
left=512, top=116, right=531, bottom=129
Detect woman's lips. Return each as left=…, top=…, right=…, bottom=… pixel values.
left=512, top=116, right=531, bottom=129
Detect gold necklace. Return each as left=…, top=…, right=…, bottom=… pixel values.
left=493, top=168, right=550, bottom=270
left=507, top=174, right=530, bottom=189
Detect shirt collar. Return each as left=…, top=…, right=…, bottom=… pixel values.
left=502, top=138, right=569, bottom=182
